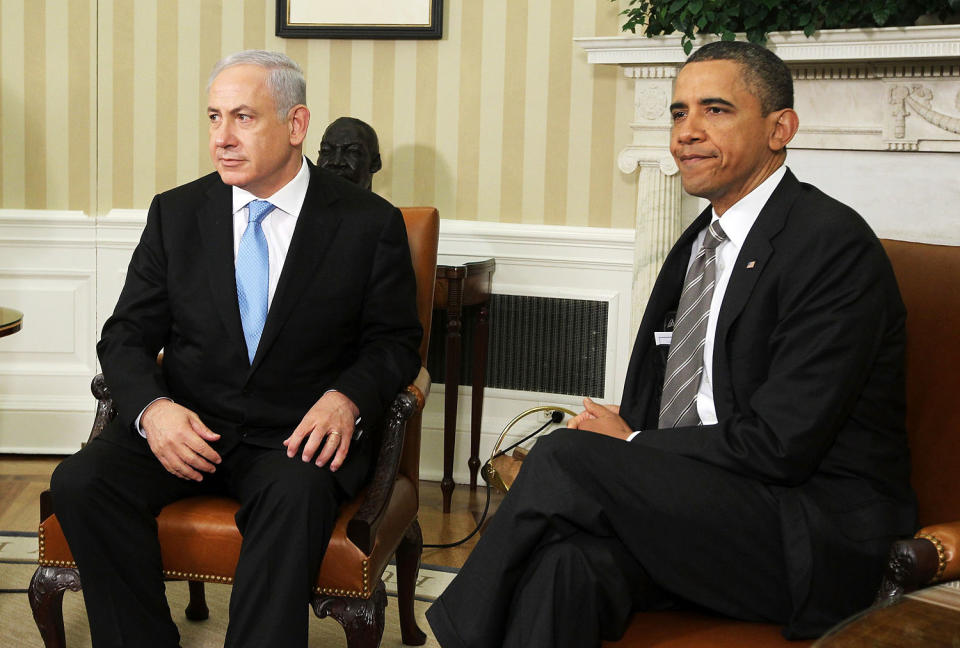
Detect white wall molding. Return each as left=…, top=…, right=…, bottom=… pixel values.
left=0, top=210, right=100, bottom=452
left=0, top=210, right=637, bottom=485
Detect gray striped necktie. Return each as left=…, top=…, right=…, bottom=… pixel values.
left=659, top=220, right=727, bottom=429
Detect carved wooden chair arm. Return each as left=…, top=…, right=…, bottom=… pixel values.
left=346, top=367, right=431, bottom=553
left=876, top=521, right=960, bottom=602
left=90, top=374, right=117, bottom=442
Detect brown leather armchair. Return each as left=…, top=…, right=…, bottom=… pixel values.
left=875, top=239, right=960, bottom=600
left=602, top=239, right=959, bottom=647
left=29, top=206, right=441, bottom=648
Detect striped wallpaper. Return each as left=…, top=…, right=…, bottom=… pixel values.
left=1, top=0, right=638, bottom=228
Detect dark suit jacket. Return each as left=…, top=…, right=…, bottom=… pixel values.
left=619, top=169, right=916, bottom=637
left=96, top=161, right=423, bottom=497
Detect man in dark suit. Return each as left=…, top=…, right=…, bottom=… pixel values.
left=427, top=41, right=916, bottom=647
left=50, top=50, right=422, bottom=648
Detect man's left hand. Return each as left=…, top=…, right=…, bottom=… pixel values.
left=283, top=391, right=359, bottom=471
left=576, top=397, right=633, bottom=441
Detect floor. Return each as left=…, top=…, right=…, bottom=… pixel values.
left=0, top=454, right=504, bottom=570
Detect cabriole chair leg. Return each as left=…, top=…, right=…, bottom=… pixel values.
left=29, top=565, right=81, bottom=648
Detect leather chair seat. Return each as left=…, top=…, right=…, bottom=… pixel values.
left=39, top=475, right=418, bottom=599
left=605, top=611, right=813, bottom=647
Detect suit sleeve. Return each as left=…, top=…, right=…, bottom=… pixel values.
left=631, top=220, right=904, bottom=486
left=95, top=194, right=173, bottom=430
left=330, top=208, right=423, bottom=426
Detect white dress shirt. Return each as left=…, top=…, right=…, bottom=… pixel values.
left=627, top=165, right=786, bottom=440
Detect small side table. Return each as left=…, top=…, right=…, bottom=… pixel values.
left=0, top=307, right=23, bottom=338
left=433, top=257, right=495, bottom=513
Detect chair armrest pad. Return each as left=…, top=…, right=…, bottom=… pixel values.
left=346, top=370, right=428, bottom=553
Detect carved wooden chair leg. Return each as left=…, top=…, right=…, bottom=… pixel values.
left=185, top=580, right=209, bottom=620
left=29, top=565, right=81, bottom=648
left=396, top=518, right=427, bottom=645
left=312, top=581, right=387, bottom=648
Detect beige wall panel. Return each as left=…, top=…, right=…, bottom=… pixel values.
left=520, top=0, right=550, bottom=225
left=499, top=0, right=528, bottom=224
left=220, top=0, right=245, bottom=56
left=68, top=0, right=94, bottom=213
left=198, top=2, right=222, bottom=178
left=133, top=1, right=159, bottom=208
left=476, top=0, right=506, bottom=223
left=111, top=0, right=133, bottom=209
left=3, top=0, right=633, bottom=225
left=175, top=0, right=201, bottom=187
left=432, top=1, right=461, bottom=221
left=455, top=0, right=484, bottom=221
left=369, top=41, right=395, bottom=196
left=45, top=1, right=69, bottom=210
left=412, top=40, right=437, bottom=206
left=388, top=42, right=418, bottom=208
left=327, top=40, right=352, bottom=129
left=349, top=40, right=375, bottom=124
left=306, top=39, right=332, bottom=144
left=566, top=0, right=596, bottom=228
left=543, top=0, right=574, bottom=226
left=97, top=0, right=113, bottom=213
left=155, top=1, right=179, bottom=194
left=24, top=0, right=46, bottom=209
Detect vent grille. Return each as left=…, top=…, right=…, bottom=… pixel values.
left=427, top=294, right=607, bottom=398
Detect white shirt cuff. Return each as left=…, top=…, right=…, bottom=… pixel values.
left=626, top=430, right=642, bottom=442
left=134, top=397, right=173, bottom=438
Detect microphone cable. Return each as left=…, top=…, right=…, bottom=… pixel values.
left=423, top=410, right=565, bottom=549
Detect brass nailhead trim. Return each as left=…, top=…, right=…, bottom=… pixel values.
left=38, top=523, right=376, bottom=599
left=312, top=559, right=372, bottom=599
left=916, top=532, right=948, bottom=583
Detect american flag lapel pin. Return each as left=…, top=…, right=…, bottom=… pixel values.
left=746, top=260, right=757, bottom=269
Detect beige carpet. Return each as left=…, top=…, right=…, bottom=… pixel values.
left=1, top=562, right=441, bottom=647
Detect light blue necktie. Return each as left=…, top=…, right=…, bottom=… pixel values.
left=236, top=200, right=273, bottom=363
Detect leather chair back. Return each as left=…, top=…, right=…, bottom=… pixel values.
left=881, top=239, right=960, bottom=527
left=398, top=207, right=439, bottom=493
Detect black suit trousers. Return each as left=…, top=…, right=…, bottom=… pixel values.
left=427, top=429, right=794, bottom=648
left=51, top=436, right=346, bottom=648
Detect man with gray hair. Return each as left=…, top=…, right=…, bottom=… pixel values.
left=51, top=50, right=422, bottom=647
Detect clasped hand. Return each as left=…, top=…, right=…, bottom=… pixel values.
left=567, top=397, right=632, bottom=440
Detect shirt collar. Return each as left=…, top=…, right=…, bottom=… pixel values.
left=231, top=155, right=310, bottom=217
left=711, top=165, right=787, bottom=249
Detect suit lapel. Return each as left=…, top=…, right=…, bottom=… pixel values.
left=250, top=164, right=342, bottom=372
left=197, top=179, right=247, bottom=353
left=714, top=170, right=799, bottom=356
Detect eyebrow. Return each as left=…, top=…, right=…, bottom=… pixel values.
left=207, top=104, right=257, bottom=114
left=670, top=97, right=735, bottom=111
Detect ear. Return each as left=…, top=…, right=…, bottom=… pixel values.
left=369, top=153, right=382, bottom=174
left=287, top=105, right=311, bottom=147
left=768, top=108, right=799, bottom=152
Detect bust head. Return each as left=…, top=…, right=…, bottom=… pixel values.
left=317, top=117, right=382, bottom=191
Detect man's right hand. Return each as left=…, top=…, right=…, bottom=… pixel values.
left=141, top=400, right=221, bottom=481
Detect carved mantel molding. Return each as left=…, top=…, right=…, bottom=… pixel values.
left=576, top=24, right=960, bottom=331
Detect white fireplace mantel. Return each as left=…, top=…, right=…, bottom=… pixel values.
left=577, top=25, right=960, bottom=332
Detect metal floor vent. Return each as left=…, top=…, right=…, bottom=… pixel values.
left=427, top=294, right=607, bottom=398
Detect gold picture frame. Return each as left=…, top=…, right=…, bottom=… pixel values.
left=276, top=0, right=443, bottom=40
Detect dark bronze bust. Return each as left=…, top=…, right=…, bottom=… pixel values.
left=317, top=117, right=382, bottom=191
